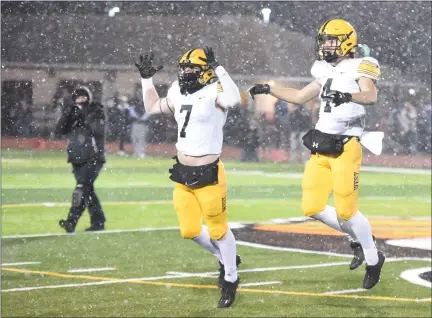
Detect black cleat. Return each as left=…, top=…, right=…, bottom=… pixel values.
left=59, top=220, right=75, bottom=233
left=363, top=251, right=386, bottom=289
left=218, top=278, right=240, bottom=308
left=349, top=236, right=376, bottom=270
left=218, top=255, right=242, bottom=288
left=85, top=224, right=105, bottom=232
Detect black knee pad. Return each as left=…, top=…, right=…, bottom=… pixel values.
left=72, top=185, right=84, bottom=207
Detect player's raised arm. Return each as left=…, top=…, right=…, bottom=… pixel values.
left=248, top=80, right=321, bottom=105
left=199, top=46, right=241, bottom=109
left=215, top=66, right=241, bottom=108
left=135, top=53, right=174, bottom=115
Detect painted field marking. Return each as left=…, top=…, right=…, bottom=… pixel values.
left=236, top=241, right=431, bottom=262
left=1, top=262, right=41, bottom=266
left=400, top=267, right=432, bottom=288
left=164, top=262, right=350, bottom=278
left=1, top=198, right=289, bottom=209
left=324, top=288, right=368, bottom=295
left=239, top=281, right=281, bottom=287
left=67, top=267, right=116, bottom=273
left=2, top=230, right=431, bottom=262
left=418, top=298, right=432, bottom=302
left=1, top=267, right=430, bottom=303
left=2, top=226, right=180, bottom=239
left=165, top=271, right=218, bottom=278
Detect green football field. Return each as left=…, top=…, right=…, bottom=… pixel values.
left=1, top=149, right=431, bottom=317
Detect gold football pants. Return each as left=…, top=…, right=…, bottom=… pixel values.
left=173, top=161, right=228, bottom=240
left=301, top=137, right=362, bottom=221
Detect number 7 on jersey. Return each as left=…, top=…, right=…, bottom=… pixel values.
left=180, top=105, right=193, bottom=138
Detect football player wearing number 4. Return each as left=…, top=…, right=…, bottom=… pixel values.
left=249, top=19, right=385, bottom=290
left=135, top=47, right=242, bottom=308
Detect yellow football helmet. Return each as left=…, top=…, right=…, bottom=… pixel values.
left=178, top=48, right=216, bottom=94
left=316, top=19, right=357, bottom=63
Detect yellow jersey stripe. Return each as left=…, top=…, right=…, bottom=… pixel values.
left=360, top=60, right=379, bottom=68
left=358, top=64, right=380, bottom=77
left=357, top=69, right=380, bottom=79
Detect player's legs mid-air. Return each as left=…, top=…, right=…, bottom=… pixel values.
left=302, top=138, right=385, bottom=289
left=172, top=159, right=241, bottom=307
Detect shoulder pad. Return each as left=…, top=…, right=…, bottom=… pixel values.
left=311, top=60, right=327, bottom=81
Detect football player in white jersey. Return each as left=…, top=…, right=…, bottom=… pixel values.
left=249, top=19, right=385, bottom=289
left=135, top=47, right=242, bottom=308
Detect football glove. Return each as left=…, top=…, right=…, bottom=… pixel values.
left=248, top=84, right=271, bottom=100
left=322, top=90, right=352, bottom=107
left=135, top=52, right=164, bottom=79
left=198, top=46, right=220, bottom=69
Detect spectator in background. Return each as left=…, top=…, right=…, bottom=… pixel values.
left=237, top=92, right=259, bottom=162
left=387, top=106, right=404, bottom=154
left=116, top=95, right=131, bottom=156
left=129, top=101, right=150, bottom=158
left=105, top=97, right=118, bottom=141
left=398, top=101, right=417, bottom=154
left=15, top=100, right=34, bottom=137
left=417, top=101, right=431, bottom=154
left=288, top=103, right=311, bottom=164
left=274, top=98, right=291, bottom=150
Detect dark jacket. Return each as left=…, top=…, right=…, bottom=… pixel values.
left=56, top=101, right=106, bottom=164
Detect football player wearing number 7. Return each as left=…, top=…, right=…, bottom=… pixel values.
left=249, top=19, right=385, bottom=290
left=135, top=47, right=242, bottom=308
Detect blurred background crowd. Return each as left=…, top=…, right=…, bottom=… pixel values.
left=2, top=1, right=431, bottom=160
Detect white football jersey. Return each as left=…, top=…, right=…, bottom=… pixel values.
left=312, top=57, right=381, bottom=136
left=167, top=78, right=236, bottom=156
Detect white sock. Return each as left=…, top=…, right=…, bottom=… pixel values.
left=192, top=225, right=223, bottom=263
left=214, top=229, right=238, bottom=283
left=312, top=205, right=357, bottom=242
left=346, top=211, right=379, bottom=265
left=210, top=239, right=223, bottom=265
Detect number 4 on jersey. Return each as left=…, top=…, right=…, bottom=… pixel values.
left=180, top=105, right=192, bottom=138
left=321, top=78, right=333, bottom=113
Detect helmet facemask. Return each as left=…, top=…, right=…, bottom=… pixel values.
left=316, top=33, right=355, bottom=63
left=178, top=64, right=205, bottom=95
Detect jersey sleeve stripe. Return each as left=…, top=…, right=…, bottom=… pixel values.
left=359, top=62, right=380, bottom=73
left=360, top=60, right=379, bottom=68
left=357, top=69, right=380, bottom=80
left=358, top=69, right=379, bottom=76
left=358, top=64, right=380, bottom=78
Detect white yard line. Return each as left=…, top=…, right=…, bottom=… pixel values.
left=239, top=281, right=282, bottom=287
left=236, top=241, right=431, bottom=262
left=2, top=226, right=179, bottom=239
left=3, top=231, right=430, bottom=262
left=360, top=166, right=431, bottom=175
left=324, top=288, right=367, bottom=295
left=67, top=267, right=116, bottom=273
left=1, top=198, right=287, bottom=209
left=1, top=262, right=41, bottom=266
left=163, top=262, right=351, bottom=277
left=418, top=298, right=432, bottom=302
left=165, top=271, right=218, bottom=278
left=1, top=280, right=120, bottom=293
left=236, top=241, right=353, bottom=258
